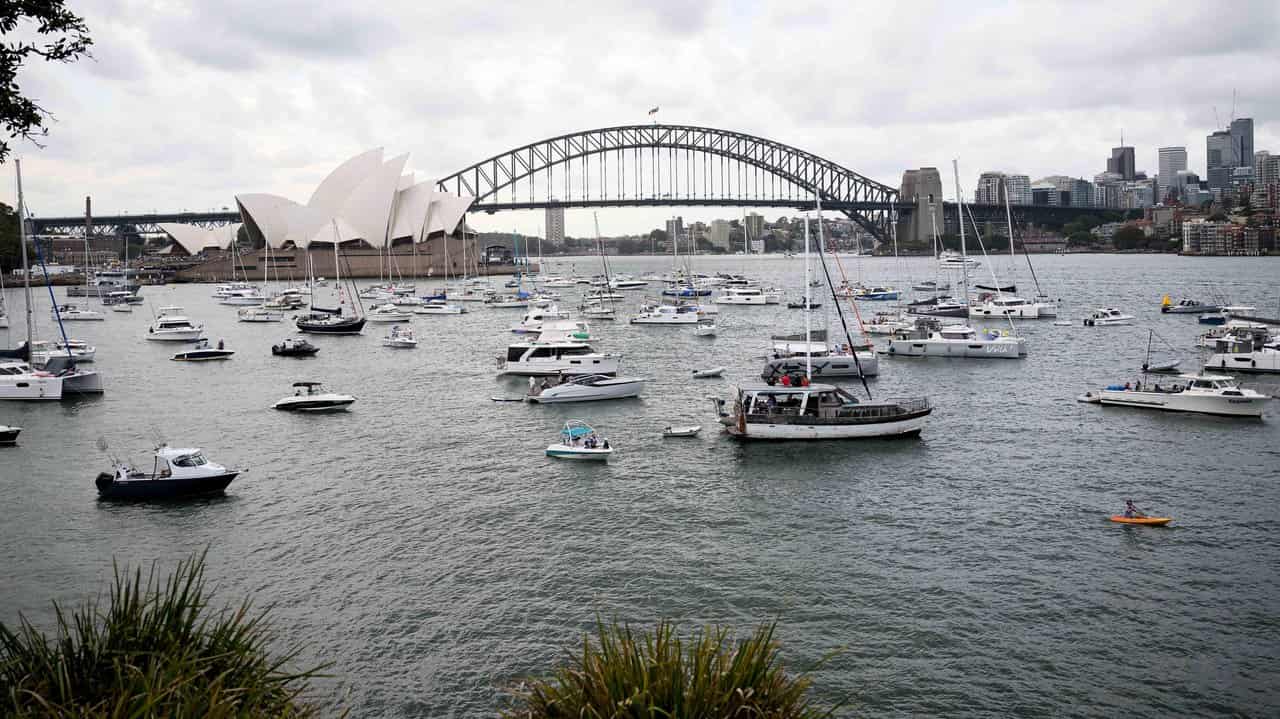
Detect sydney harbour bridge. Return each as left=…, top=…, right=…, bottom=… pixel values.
left=29, top=123, right=1102, bottom=244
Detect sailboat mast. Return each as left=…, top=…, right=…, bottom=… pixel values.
left=331, top=221, right=342, bottom=314
left=803, top=210, right=812, bottom=380
left=953, top=159, right=969, bottom=303
left=1003, top=182, right=1016, bottom=282
left=15, top=160, right=33, bottom=347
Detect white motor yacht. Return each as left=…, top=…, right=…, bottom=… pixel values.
left=382, top=325, right=418, bottom=349
left=146, top=313, right=204, bottom=341
left=1197, top=321, right=1271, bottom=348
left=366, top=304, right=413, bottom=323
left=512, top=306, right=570, bottom=334
left=714, top=287, right=768, bottom=305
left=272, top=381, right=356, bottom=412
left=610, top=276, right=648, bottom=290
left=938, top=250, right=980, bottom=270
left=969, top=295, right=1057, bottom=319
left=0, top=360, right=63, bottom=400
left=52, top=304, right=105, bottom=321
left=886, top=318, right=1026, bottom=358
left=630, top=302, right=703, bottom=324
left=694, top=318, right=716, bottom=336
left=712, top=384, right=932, bottom=440
left=1083, top=308, right=1135, bottom=326
left=217, top=289, right=265, bottom=306
left=1204, top=337, right=1280, bottom=374
left=211, top=282, right=254, bottom=299
left=413, top=299, right=466, bottom=315
left=0, top=424, right=20, bottom=443
left=527, top=373, right=647, bottom=403
left=30, top=340, right=95, bottom=364
left=485, top=294, right=529, bottom=308
left=762, top=331, right=879, bottom=379
left=237, top=306, right=284, bottom=322
left=498, top=339, right=620, bottom=376
left=862, top=312, right=913, bottom=335
left=542, top=276, right=577, bottom=288
left=1081, top=373, right=1266, bottom=417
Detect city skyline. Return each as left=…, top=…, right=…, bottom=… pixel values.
left=2, top=1, right=1277, bottom=237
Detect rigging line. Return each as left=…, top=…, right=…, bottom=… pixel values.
left=817, top=219, right=872, bottom=348
left=813, top=208, right=872, bottom=400
left=963, top=202, right=1017, bottom=334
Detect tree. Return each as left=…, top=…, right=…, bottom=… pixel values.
left=1112, top=225, right=1145, bottom=250
left=2, top=2, right=93, bottom=162
left=0, top=202, right=18, bottom=272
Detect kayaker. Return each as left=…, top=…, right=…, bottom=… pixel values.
left=1123, top=500, right=1144, bottom=518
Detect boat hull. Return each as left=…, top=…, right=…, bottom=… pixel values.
left=0, top=375, right=63, bottom=400
left=146, top=330, right=204, bottom=342
left=530, top=379, right=645, bottom=403
left=886, top=338, right=1024, bottom=358
left=1097, top=389, right=1265, bottom=417
left=762, top=353, right=879, bottom=379
left=1204, top=352, right=1280, bottom=374
left=727, top=410, right=930, bottom=440
left=1109, top=516, right=1172, bottom=525
left=96, top=471, right=239, bottom=500
left=296, top=317, right=366, bottom=334
left=545, top=446, right=612, bottom=460
left=172, top=351, right=235, bottom=361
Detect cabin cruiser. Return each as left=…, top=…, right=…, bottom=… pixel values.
left=211, top=282, right=255, bottom=299
left=272, top=381, right=356, bottom=412
left=498, top=338, right=620, bottom=376
left=29, top=340, right=95, bottom=364
left=0, top=424, right=20, bottom=444
left=630, top=301, right=703, bottom=324
left=969, top=294, right=1057, bottom=319
left=217, top=288, right=265, bottom=306
left=886, top=318, right=1026, bottom=358
left=52, top=304, right=104, bottom=321
left=862, top=312, right=913, bottom=335
left=512, top=306, right=570, bottom=334
left=0, top=360, right=63, bottom=400
left=67, top=269, right=140, bottom=296
left=366, top=304, right=413, bottom=323
left=938, top=250, right=980, bottom=270
left=146, top=312, right=204, bottom=341
left=1204, top=337, right=1280, bottom=374
left=527, top=373, right=647, bottom=403
left=413, top=299, right=465, bottom=315
left=542, top=276, right=578, bottom=288
left=906, top=296, right=968, bottom=318
left=854, top=286, right=900, bottom=301
left=485, top=293, right=530, bottom=308
left=912, top=280, right=951, bottom=292
left=545, top=420, right=613, bottom=460
left=95, top=445, right=240, bottom=500
left=1080, top=373, right=1266, bottom=417
left=264, top=291, right=306, bottom=310
left=761, top=330, right=879, bottom=379
left=714, top=287, right=768, bottom=305
left=712, top=384, right=931, bottom=440
left=172, top=339, right=234, bottom=361
left=661, top=284, right=712, bottom=297
left=1161, top=297, right=1219, bottom=314
left=1198, top=321, right=1271, bottom=348
left=237, top=306, right=284, bottom=322
left=610, top=275, right=648, bottom=290
left=1083, top=308, right=1135, bottom=326
left=382, top=325, right=418, bottom=348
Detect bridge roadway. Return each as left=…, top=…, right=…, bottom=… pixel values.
left=28, top=202, right=1112, bottom=238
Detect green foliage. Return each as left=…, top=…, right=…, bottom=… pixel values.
left=0, top=552, right=335, bottom=717
left=1112, top=225, right=1145, bottom=250
left=1, top=0, right=93, bottom=162
left=1066, top=231, right=1092, bottom=247
left=503, top=619, right=836, bottom=718
left=0, top=202, right=18, bottom=273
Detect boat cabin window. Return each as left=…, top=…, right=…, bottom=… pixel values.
left=172, top=453, right=208, bottom=468
left=507, top=347, right=528, bottom=362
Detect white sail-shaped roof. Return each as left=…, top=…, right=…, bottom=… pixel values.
left=306, top=148, right=384, bottom=213
left=389, top=181, right=434, bottom=241
left=235, top=194, right=297, bottom=249
left=425, top=190, right=475, bottom=236
left=335, top=154, right=408, bottom=248
left=159, top=222, right=241, bottom=255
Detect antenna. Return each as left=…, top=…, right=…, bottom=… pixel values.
left=1213, top=105, right=1220, bottom=128
left=1231, top=89, right=1237, bottom=121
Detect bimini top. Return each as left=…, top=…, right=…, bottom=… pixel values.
left=560, top=419, right=597, bottom=438
left=292, top=381, right=325, bottom=388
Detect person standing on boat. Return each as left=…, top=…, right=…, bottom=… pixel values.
left=1124, top=500, right=1143, bottom=518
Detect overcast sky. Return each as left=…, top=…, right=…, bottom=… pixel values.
left=4, top=0, right=1278, bottom=236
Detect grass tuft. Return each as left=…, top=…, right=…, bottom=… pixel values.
left=503, top=618, right=838, bottom=718
left=0, top=551, right=336, bottom=717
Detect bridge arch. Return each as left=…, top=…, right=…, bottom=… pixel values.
left=435, top=124, right=900, bottom=239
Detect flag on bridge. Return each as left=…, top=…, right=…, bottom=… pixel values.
left=648, top=107, right=659, bottom=116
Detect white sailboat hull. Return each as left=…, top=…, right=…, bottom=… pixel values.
left=501, top=356, right=621, bottom=376
left=1205, top=350, right=1280, bottom=374
left=0, top=374, right=63, bottom=400
left=1097, top=389, right=1265, bottom=417
left=886, top=337, right=1025, bottom=358
left=146, top=329, right=204, bottom=342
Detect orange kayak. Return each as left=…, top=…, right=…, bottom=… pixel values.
left=1109, top=515, right=1172, bottom=526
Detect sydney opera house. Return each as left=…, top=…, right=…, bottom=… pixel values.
left=163, top=149, right=477, bottom=280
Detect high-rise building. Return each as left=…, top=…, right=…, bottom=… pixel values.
left=1230, top=118, right=1254, bottom=167
left=744, top=213, right=764, bottom=250
left=664, top=216, right=684, bottom=244
left=709, top=219, right=732, bottom=251
left=544, top=206, right=565, bottom=245
left=1093, top=172, right=1125, bottom=209
left=1005, top=174, right=1032, bottom=205
left=1253, top=152, right=1278, bottom=211
left=1107, top=146, right=1136, bottom=180
left=974, top=172, right=1006, bottom=204
left=1157, top=147, right=1187, bottom=202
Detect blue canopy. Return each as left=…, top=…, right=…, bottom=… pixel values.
left=561, top=425, right=594, bottom=438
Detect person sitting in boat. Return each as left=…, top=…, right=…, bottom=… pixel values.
left=217, top=338, right=225, bottom=350
left=780, top=374, right=792, bottom=387
left=1123, top=500, right=1143, bottom=518
left=766, top=395, right=778, bottom=412
left=602, top=439, right=610, bottom=449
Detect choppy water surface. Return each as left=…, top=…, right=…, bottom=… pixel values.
left=2, top=253, right=1278, bottom=717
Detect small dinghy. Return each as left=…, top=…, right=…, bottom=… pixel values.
left=1141, top=359, right=1181, bottom=374
left=662, top=425, right=701, bottom=437
left=1076, top=392, right=1101, bottom=404
left=545, top=419, right=612, bottom=460
left=694, top=320, right=717, bottom=337
left=692, top=367, right=725, bottom=378
left=786, top=300, right=822, bottom=310
left=271, top=338, right=319, bottom=357
left=171, top=339, right=234, bottom=361
left=95, top=444, right=240, bottom=500
left=0, top=425, right=21, bottom=445
left=1109, top=515, right=1172, bottom=526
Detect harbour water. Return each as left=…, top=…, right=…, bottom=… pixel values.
left=2, top=253, right=1278, bottom=716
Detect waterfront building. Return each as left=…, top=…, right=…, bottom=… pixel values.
left=1107, top=145, right=1136, bottom=180
left=1252, top=152, right=1278, bottom=211
left=235, top=149, right=473, bottom=250
left=1005, top=174, right=1031, bottom=205
left=709, top=219, right=732, bottom=251
left=974, top=172, right=1006, bottom=204
left=664, top=217, right=684, bottom=246
left=1093, top=172, right=1125, bottom=209
left=545, top=206, right=565, bottom=245
left=1182, top=219, right=1256, bottom=255
left=1121, top=181, right=1155, bottom=209
left=744, top=213, right=764, bottom=250
left=1230, top=118, right=1254, bottom=167
left=1158, top=147, right=1187, bottom=202
left=1204, top=122, right=1255, bottom=191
